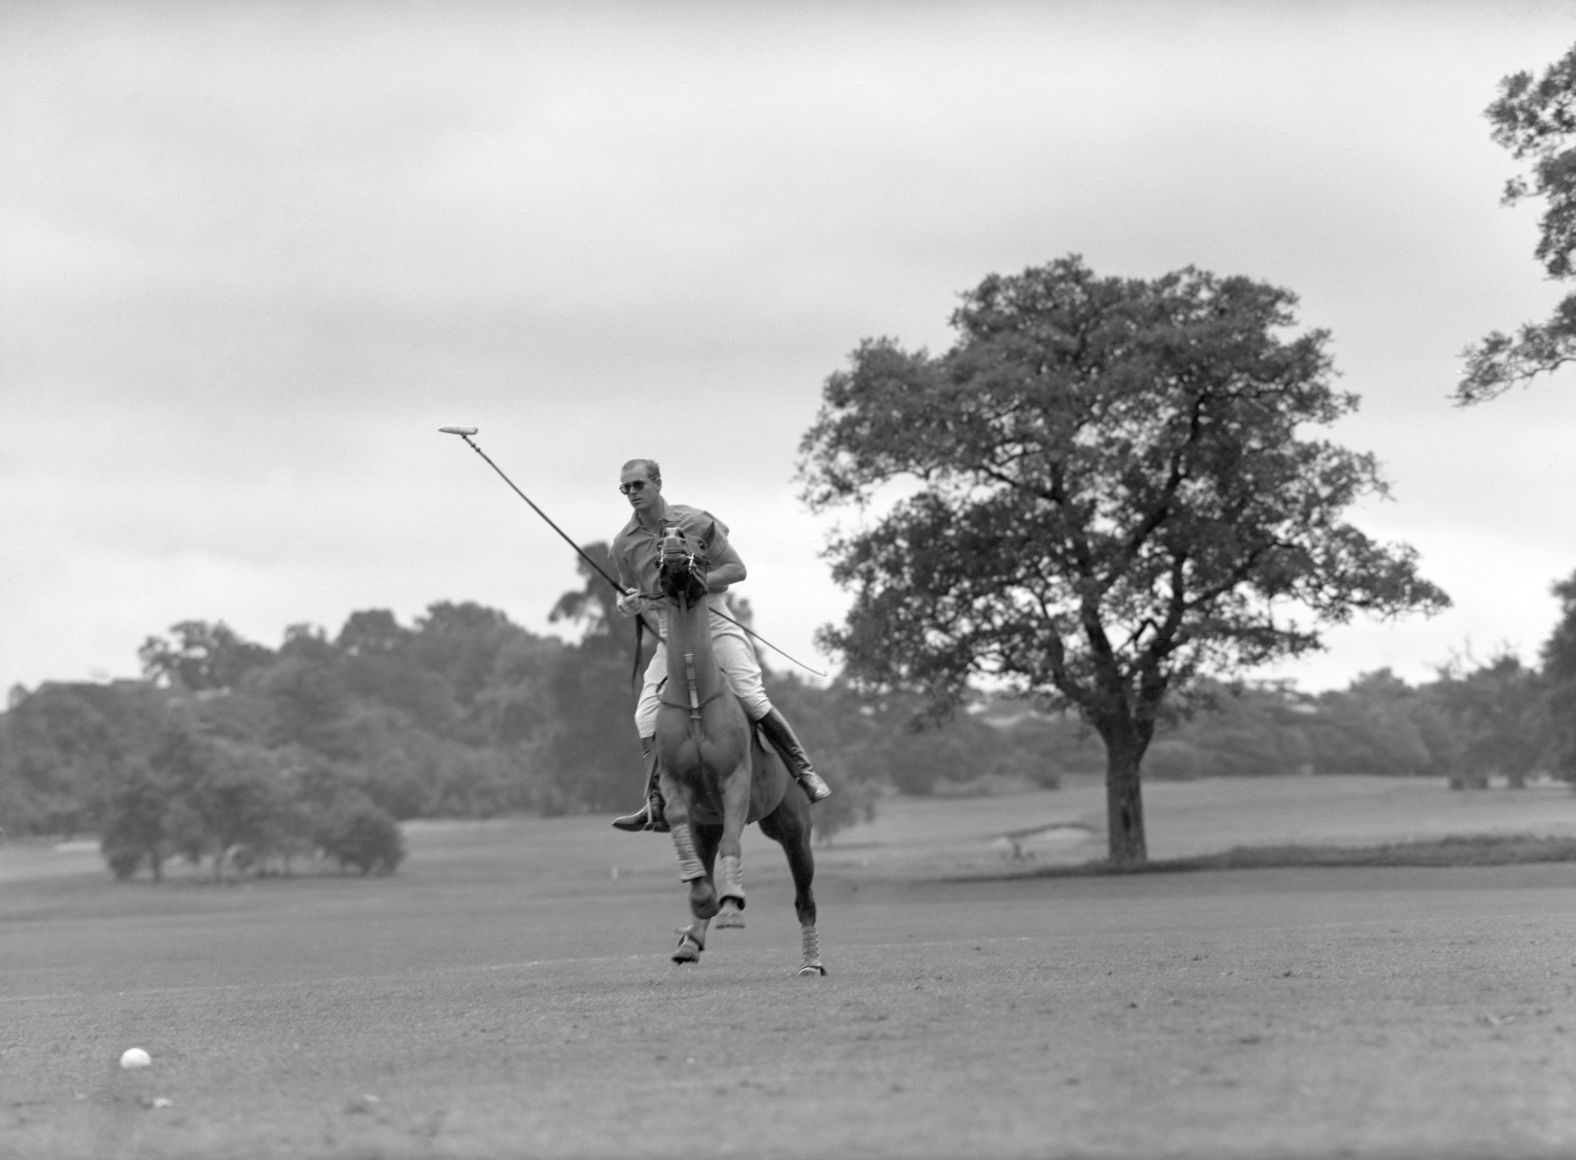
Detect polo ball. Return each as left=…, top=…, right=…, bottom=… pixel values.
left=119, top=1048, right=151, bottom=1069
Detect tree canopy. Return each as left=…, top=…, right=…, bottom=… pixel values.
left=798, top=255, right=1450, bottom=864
left=1458, top=41, right=1576, bottom=403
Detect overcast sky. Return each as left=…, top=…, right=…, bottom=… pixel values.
left=4, top=0, right=1575, bottom=699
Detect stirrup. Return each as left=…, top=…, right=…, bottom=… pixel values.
left=611, top=802, right=651, bottom=832
left=613, top=796, right=666, bottom=832
left=611, top=794, right=669, bottom=833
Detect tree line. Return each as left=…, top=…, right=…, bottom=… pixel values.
left=0, top=565, right=1047, bottom=876
left=4, top=560, right=1575, bottom=882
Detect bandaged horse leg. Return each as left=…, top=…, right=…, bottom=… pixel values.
left=668, top=821, right=718, bottom=920
left=715, top=853, right=745, bottom=928
left=713, top=759, right=752, bottom=928
left=799, top=924, right=825, bottom=977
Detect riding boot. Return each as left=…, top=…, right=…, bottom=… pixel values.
left=754, top=707, right=832, bottom=803
left=611, top=740, right=670, bottom=833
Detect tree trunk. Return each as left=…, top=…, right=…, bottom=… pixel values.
left=1103, top=724, right=1148, bottom=866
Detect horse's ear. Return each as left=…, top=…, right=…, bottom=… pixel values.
left=701, top=520, right=717, bottom=550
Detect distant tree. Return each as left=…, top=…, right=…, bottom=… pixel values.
left=1305, top=671, right=1434, bottom=779
left=1178, top=682, right=1318, bottom=778
left=0, top=681, right=169, bottom=835
left=1541, top=571, right=1576, bottom=780
left=137, top=723, right=295, bottom=880
left=138, top=621, right=275, bottom=690
left=316, top=799, right=405, bottom=875
left=336, top=609, right=410, bottom=656
left=811, top=778, right=876, bottom=846
left=1427, top=651, right=1544, bottom=788
left=336, top=609, right=454, bottom=734
left=412, top=601, right=512, bottom=695
left=541, top=548, right=648, bottom=811
left=1458, top=42, right=1576, bottom=403
left=799, top=256, right=1450, bottom=865
left=99, top=761, right=173, bottom=881
left=257, top=653, right=354, bottom=759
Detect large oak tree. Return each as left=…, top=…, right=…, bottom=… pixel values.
left=798, top=256, right=1450, bottom=865
left=1458, top=41, right=1576, bottom=403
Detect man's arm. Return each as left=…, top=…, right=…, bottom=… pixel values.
left=610, top=537, right=650, bottom=617
left=704, top=520, right=747, bottom=592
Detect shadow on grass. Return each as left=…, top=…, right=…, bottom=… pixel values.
left=1008, top=833, right=1576, bottom=879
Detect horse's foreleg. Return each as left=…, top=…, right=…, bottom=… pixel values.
left=798, top=925, right=826, bottom=977
left=714, top=757, right=753, bottom=929
left=672, top=917, right=710, bottom=965
left=667, top=799, right=719, bottom=921
left=715, top=853, right=744, bottom=928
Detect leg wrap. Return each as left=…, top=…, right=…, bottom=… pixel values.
left=669, top=824, right=706, bottom=882
left=718, top=853, right=744, bottom=906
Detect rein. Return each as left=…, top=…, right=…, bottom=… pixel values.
left=628, top=586, right=827, bottom=680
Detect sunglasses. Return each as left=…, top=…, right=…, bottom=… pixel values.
left=618, top=480, right=650, bottom=495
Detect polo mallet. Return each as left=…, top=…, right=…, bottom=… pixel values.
left=439, top=426, right=628, bottom=593
left=438, top=426, right=826, bottom=678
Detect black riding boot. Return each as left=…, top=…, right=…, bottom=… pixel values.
left=755, top=707, right=832, bottom=803
left=611, top=740, right=669, bottom=833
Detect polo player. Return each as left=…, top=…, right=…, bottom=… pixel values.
left=608, top=457, right=831, bottom=832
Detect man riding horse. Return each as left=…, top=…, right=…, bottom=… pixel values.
left=608, top=457, right=831, bottom=832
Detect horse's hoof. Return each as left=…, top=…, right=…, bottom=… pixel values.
left=798, top=963, right=827, bottom=977
left=672, top=933, right=703, bottom=965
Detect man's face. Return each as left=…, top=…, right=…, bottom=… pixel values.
left=619, top=465, right=661, bottom=516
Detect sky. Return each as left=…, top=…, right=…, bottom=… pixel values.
left=4, top=0, right=1576, bottom=700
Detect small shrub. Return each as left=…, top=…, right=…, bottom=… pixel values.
left=104, top=844, right=144, bottom=882
left=317, top=801, right=406, bottom=875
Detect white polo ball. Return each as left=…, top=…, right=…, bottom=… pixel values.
left=119, top=1048, right=151, bottom=1069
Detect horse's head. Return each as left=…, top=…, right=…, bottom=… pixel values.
left=657, top=523, right=713, bottom=608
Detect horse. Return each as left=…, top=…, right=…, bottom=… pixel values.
left=650, top=521, right=824, bottom=977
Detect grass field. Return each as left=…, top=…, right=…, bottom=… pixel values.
left=7, top=775, right=1576, bottom=1159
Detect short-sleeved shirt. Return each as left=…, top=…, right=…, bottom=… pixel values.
left=609, top=502, right=744, bottom=597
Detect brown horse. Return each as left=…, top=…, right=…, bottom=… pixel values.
left=651, top=522, right=824, bottom=977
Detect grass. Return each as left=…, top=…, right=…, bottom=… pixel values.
left=12, top=781, right=1576, bottom=1157
left=1020, top=831, right=1576, bottom=877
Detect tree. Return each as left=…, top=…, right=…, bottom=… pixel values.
left=1458, top=43, right=1576, bottom=403
left=1541, top=571, right=1576, bottom=780
left=316, top=799, right=406, bottom=875
left=138, top=621, right=275, bottom=690
left=1427, top=650, right=1544, bottom=788
left=540, top=547, right=649, bottom=811
left=798, top=256, right=1450, bottom=865
left=100, top=761, right=174, bottom=881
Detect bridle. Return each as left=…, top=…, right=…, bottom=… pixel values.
left=655, top=525, right=726, bottom=725
left=657, top=525, right=711, bottom=610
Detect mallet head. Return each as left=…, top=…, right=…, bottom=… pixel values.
left=439, top=426, right=479, bottom=436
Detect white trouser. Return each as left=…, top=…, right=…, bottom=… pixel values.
left=634, top=597, right=770, bottom=737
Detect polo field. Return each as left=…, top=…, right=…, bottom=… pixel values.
left=7, top=775, right=1576, bottom=1159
